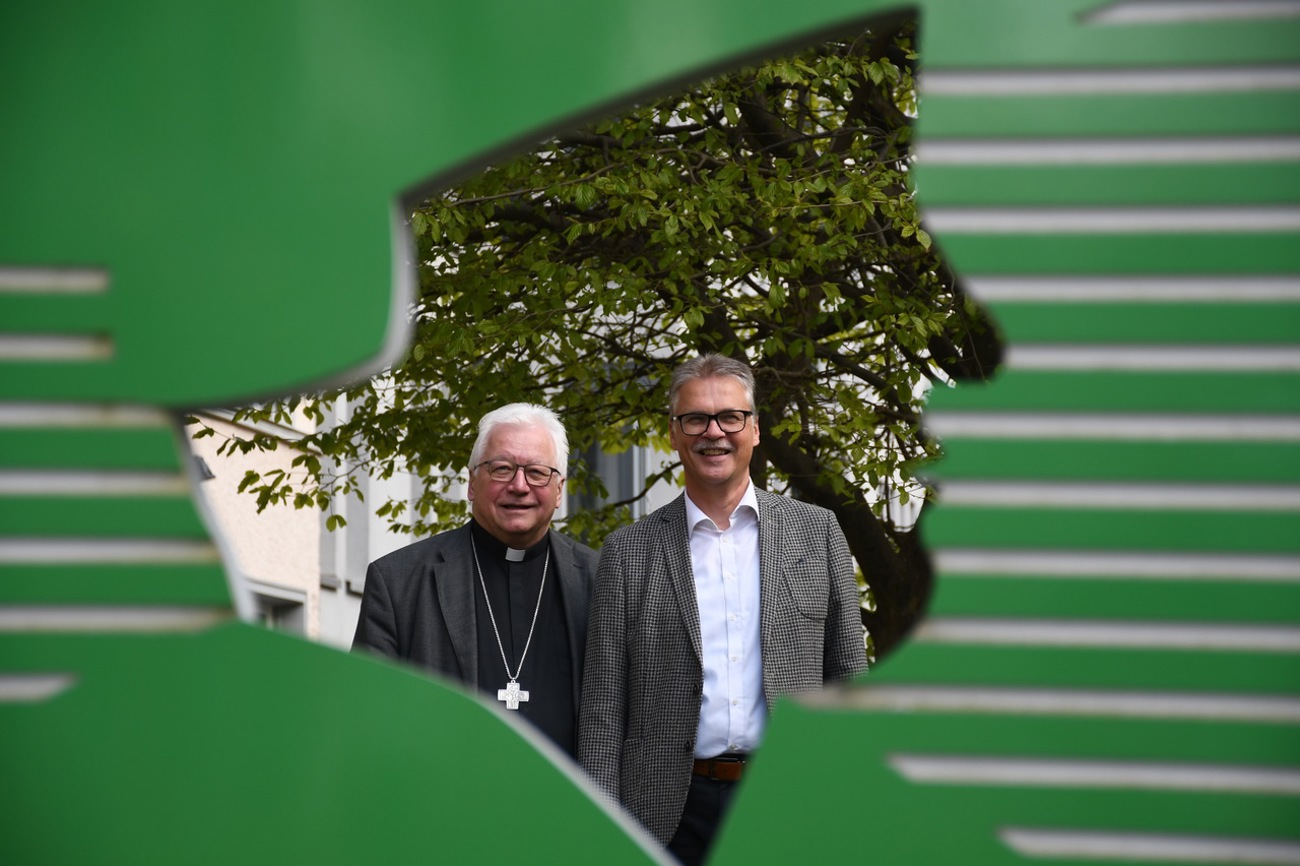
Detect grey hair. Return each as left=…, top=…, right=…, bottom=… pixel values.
left=668, top=354, right=756, bottom=414
left=469, top=403, right=569, bottom=477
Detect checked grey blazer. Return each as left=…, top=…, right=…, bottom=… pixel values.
left=578, top=489, right=869, bottom=845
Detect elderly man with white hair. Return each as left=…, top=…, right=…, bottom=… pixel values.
left=353, top=403, right=597, bottom=758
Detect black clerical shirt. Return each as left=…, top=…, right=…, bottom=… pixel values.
left=469, top=519, right=575, bottom=757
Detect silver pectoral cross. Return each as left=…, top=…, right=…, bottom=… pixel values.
left=497, top=680, right=529, bottom=711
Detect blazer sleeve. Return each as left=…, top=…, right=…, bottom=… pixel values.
left=578, top=530, right=631, bottom=803
left=824, top=515, right=870, bottom=681
left=351, top=560, right=400, bottom=658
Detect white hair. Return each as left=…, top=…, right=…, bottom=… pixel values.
left=469, top=403, right=569, bottom=477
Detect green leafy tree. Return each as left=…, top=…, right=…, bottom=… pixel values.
left=204, top=16, right=999, bottom=658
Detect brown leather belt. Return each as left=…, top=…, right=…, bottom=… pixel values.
left=692, top=756, right=748, bottom=782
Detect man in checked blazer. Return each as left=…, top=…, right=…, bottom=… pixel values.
left=353, top=403, right=597, bottom=759
left=579, top=355, right=869, bottom=865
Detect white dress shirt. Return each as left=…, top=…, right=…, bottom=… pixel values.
left=685, top=481, right=765, bottom=757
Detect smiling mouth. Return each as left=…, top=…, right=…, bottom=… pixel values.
left=696, top=446, right=732, bottom=457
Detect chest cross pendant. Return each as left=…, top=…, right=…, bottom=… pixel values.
left=497, top=680, right=529, bottom=711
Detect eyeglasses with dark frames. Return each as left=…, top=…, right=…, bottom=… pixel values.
left=671, top=410, right=753, bottom=436
left=475, top=460, right=561, bottom=487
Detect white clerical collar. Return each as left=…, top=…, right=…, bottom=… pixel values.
left=684, top=479, right=759, bottom=536
left=469, top=518, right=548, bottom=562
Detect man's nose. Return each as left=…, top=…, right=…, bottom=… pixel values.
left=507, top=466, right=532, bottom=491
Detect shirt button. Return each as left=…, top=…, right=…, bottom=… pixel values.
left=732, top=699, right=740, bottom=706
left=729, top=614, right=737, bottom=622
left=730, top=656, right=738, bottom=663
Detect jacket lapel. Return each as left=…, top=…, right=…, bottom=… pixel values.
left=757, top=489, right=787, bottom=709
left=433, top=524, right=478, bottom=685
left=662, top=495, right=703, bottom=664
left=550, top=530, right=589, bottom=713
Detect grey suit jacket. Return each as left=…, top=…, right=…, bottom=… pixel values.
left=352, top=523, right=598, bottom=718
left=578, top=489, right=868, bottom=845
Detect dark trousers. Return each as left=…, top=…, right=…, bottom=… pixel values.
left=667, top=774, right=739, bottom=866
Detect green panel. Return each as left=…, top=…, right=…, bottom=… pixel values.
left=987, top=302, right=1300, bottom=345
left=5, top=1, right=1300, bottom=864
left=0, top=624, right=658, bottom=866
left=935, top=232, right=1300, bottom=276
left=924, top=506, right=1300, bottom=554
left=915, top=163, right=1300, bottom=208
left=717, top=703, right=1300, bottom=866
left=735, top=768, right=1300, bottom=857
left=0, top=294, right=112, bottom=331
left=779, top=710, right=1300, bottom=766
left=0, top=428, right=183, bottom=471
left=919, top=0, right=1300, bottom=67
left=0, top=0, right=916, bottom=406
left=867, top=642, right=1300, bottom=696
left=927, top=371, right=1300, bottom=413
left=0, top=496, right=209, bottom=537
left=0, top=564, right=230, bottom=606
left=916, top=92, right=1300, bottom=138
left=929, top=576, right=1300, bottom=625
left=930, top=439, right=1300, bottom=484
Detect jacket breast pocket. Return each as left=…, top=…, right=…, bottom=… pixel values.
left=781, top=558, right=829, bottom=621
